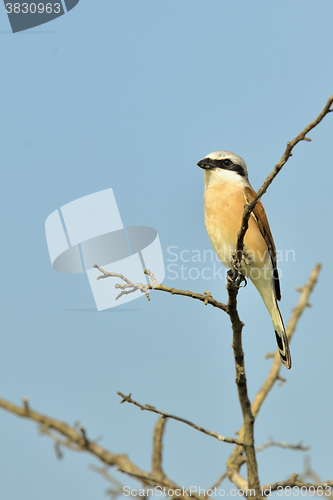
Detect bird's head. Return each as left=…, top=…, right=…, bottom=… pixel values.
left=197, top=151, right=249, bottom=185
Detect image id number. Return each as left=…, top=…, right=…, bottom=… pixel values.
left=5, top=3, right=61, bottom=14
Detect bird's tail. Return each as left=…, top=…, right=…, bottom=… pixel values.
left=270, top=300, right=292, bottom=369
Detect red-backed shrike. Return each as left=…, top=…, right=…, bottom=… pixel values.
left=197, top=151, right=291, bottom=369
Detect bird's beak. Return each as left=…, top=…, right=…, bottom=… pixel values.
left=197, top=158, right=214, bottom=170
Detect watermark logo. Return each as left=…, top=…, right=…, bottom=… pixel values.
left=3, top=0, right=80, bottom=33
left=166, top=246, right=296, bottom=281
left=45, top=188, right=165, bottom=310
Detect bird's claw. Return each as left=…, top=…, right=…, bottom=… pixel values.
left=232, top=251, right=252, bottom=268
left=227, top=268, right=247, bottom=288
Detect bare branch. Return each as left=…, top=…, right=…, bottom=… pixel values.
left=226, top=277, right=262, bottom=497
left=226, top=264, right=322, bottom=493
left=93, top=265, right=151, bottom=301
left=151, top=417, right=166, bottom=479
left=89, top=465, right=124, bottom=500
left=236, top=95, right=333, bottom=262
left=117, top=392, right=241, bottom=445
left=294, top=458, right=333, bottom=498
left=301, top=456, right=322, bottom=483
left=256, top=437, right=310, bottom=452
left=227, top=470, right=249, bottom=492
left=226, top=101, right=329, bottom=493
left=0, top=396, right=193, bottom=496
left=209, top=472, right=228, bottom=491
left=262, top=476, right=333, bottom=493
left=93, top=265, right=228, bottom=313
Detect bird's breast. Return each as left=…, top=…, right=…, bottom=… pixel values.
left=204, top=183, right=269, bottom=269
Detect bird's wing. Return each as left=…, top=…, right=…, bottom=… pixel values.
left=244, top=186, right=281, bottom=301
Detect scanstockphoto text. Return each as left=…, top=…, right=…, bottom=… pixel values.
left=123, top=485, right=333, bottom=497
left=165, top=246, right=296, bottom=281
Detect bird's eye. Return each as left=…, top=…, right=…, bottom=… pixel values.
left=222, top=159, right=232, bottom=167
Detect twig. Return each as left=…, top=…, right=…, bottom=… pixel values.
left=117, top=392, right=241, bottom=445
left=235, top=95, right=333, bottom=263
left=89, top=465, right=124, bottom=500
left=295, top=458, right=333, bottom=498
left=256, top=437, right=310, bottom=452
left=93, top=265, right=228, bottom=313
left=209, top=472, right=228, bottom=492
left=93, top=266, right=151, bottom=301
left=301, top=456, right=322, bottom=483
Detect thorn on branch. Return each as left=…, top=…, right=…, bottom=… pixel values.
left=203, top=290, right=212, bottom=305
left=277, top=375, right=287, bottom=387
left=79, top=425, right=88, bottom=446
left=22, top=396, right=29, bottom=412
left=118, top=392, right=132, bottom=404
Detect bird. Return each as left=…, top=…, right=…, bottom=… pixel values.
left=197, top=150, right=291, bottom=369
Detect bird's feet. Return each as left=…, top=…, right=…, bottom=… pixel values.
left=227, top=268, right=247, bottom=288
left=231, top=250, right=252, bottom=268
left=227, top=251, right=250, bottom=288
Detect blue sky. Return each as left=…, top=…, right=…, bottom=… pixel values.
left=1, top=1, right=333, bottom=499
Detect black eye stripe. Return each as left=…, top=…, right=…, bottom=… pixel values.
left=207, top=159, right=246, bottom=177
